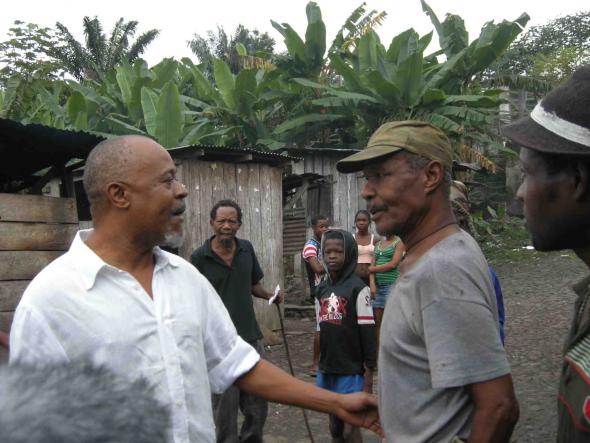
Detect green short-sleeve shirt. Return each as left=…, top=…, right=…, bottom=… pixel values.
left=190, top=237, right=264, bottom=342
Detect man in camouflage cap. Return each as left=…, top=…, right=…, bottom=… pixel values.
left=504, top=65, right=590, bottom=442
left=337, top=120, right=519, bottom=442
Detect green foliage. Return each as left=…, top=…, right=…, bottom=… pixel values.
left=488, top=10, right=590, bottom=85
left=50, top=17, right=160, bottom=81
left=0, top=21, right=64, bottom=84
left=187, top=25, right=275, bottom=77
left=271, top=1, right=326, bottom=79
left=4, top=1, right=532, bottom=163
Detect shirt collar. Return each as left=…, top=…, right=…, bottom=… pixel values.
left=71, top=229, right=180, bottom=290
left=204, top=236, right=247, bottom=257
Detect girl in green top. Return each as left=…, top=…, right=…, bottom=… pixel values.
left=369, top=234, right=405, bottom=345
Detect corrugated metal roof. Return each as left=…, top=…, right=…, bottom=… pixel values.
left=286, top=147, right=361, bottom=155
left=0, top=118, right=105, bottom=184
left=169, top=144, right=301, bottom=164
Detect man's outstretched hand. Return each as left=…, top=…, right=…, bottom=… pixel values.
left=334, top=392, right=383, bottom=437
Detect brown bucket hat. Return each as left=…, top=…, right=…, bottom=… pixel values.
left=336, top=120, right=453, bottom=173
left=502, top=64, right=590, bottom=154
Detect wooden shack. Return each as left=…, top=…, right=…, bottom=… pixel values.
left=282, top=148, right=366, bottom=299
left=170, top=145, right=297, bottom=339
left=0, top=118, right=103, bottom=363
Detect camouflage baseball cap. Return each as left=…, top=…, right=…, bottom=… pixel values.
left=336, top=120, right=453, bottom=173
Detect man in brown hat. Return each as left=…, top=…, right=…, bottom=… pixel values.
left=337, top=120, right=519, bottom=442
left=504, top=64, right=590, bottom=442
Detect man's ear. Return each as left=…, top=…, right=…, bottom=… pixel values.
left=105, top=182, right=131, bottom=209
left=423, top=160, right=445, bottom=194
left=573, top=160, right=590, bottom=202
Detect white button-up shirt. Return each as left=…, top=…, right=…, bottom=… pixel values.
left=10, top=230, right=260, bottom=443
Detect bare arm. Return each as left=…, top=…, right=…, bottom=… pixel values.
left=236, top=359, right=382, bottom=435
left=0, top=331, right=9, bottom=350
left=307, top=256, right=325, bottom=275
left=467, top=374, right=519, bottom=443
left=251, top=283, right=272, bottom=300
left=369, top=241, right=405, bottom=273
left=251, top=283, right=282, bottom=303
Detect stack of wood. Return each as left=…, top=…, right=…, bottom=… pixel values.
left=0, top=193, right=78, bottom=363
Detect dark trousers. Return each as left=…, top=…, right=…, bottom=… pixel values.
left=212, top=339, right=268, bottom=443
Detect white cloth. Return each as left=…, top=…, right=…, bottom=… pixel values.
left=9, top=230, right=260, bottom=443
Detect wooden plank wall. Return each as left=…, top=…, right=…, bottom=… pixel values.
left=0, top=193, right=78, bottom=362
left=176, top=160, right=283, bottom=332
left=300, top=152, right=365, bottom=230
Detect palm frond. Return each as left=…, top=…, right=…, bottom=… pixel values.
left=83, top=17, right=106, bottom=71
left=126, top=29, right=160, bottom=62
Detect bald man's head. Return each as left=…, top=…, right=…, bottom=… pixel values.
left=83, top=135, right=156, bottom=212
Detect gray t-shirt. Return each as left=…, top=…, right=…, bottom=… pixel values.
left=379, top=230, right=510, bottom=443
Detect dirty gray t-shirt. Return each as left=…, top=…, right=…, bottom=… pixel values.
left=379, top=230, right=510, bottom=443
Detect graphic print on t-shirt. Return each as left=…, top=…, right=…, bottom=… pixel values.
left=319, top=292, right=348, bottom=324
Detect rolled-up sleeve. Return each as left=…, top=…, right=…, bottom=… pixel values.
left=200, top=278, right=260, bottom=394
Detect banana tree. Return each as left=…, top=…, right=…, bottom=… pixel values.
left=182, top=57, right=290, bottom=149
left=298, top=1, right=530, bottom=152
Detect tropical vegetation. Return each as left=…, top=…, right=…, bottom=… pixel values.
left=1, top=0, right=565, bottom=166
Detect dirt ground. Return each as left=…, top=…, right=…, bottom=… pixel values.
left=261, top=249, right=588, bottom=442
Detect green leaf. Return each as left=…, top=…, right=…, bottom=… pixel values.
left=115, top=64, right=134, bottom=107
left=155, top=81, right=183, bottom=148
left=180, top=119, right=212, bottom=145
left=73, top=111, right=88, bottom=131
left=141, top=87, right=159, bottom=137
left=358, top=31, right=380, bottom=72
left=213, top=59, right=236, bottom=109
left=362, top=70, right=400, bottom=106
left=106, top=115, right=147, bottom=135
left=235, top=42, right=247, bottom=56
left=183, top=58, right=224, bottom=106
left=292, top=77, right=330, bottom=90
left=257, top=138, right=287, bottom=150
left=423, top=113, right=462, bottom=133
left=304, top=2, right=326, bottom=70
left=273, top=113, right=344, bottom=134
left=0, top=77, right=21, bottom=117
left=422, top=89, right=446, bottom=105
left=328, top=54, right=367, bottom=93
left=271, top=20, right=307, bottom=63
left=395, top=51, right=424, bottom=107
left=329, top=89, right=380, bottom=103
left=151, top=58, right=178, bottom=89
left=386, top=29, right=416, bottom=64
left=443, top=95, right=499, bottom=108
left=235, top=69, right=257, bottom=114
left=66, top=91, right=87, bottom=123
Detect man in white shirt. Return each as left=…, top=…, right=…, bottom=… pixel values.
left=9, top=135, right=381, bottom=443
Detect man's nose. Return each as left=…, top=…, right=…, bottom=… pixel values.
left=361, top=181, right=374, bottom=201
left=176, top=181, right=188, bottom=198
left=516, top=182, right=524, bottom=202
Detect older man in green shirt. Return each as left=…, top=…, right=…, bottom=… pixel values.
left=191, top=199, right=279, bottom=443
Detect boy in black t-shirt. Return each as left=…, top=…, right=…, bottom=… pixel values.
left=315, top=229, right=376, bottom=442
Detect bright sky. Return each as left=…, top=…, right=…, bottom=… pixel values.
left=1, top=0, right=588, bottom=66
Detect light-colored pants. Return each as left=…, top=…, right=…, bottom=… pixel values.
left=212, top=339, right=268, bottom=443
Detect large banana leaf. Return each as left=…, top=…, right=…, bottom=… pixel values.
left=271, top=20, right=307, bottom=63
left=213, top=59, right=237, bottom=110
left=155, top=81, right=183, bottom=148
left=66, top=91, right=88, bottom=130
left=141, top=87, right=159, bottom=137
left=151, top=58, right=178, bottom=90
left=466, top=14, right=530, bottom=75
left=304, top=2, right=326, bottom=70
left=273, top=113, right=345, bottom=134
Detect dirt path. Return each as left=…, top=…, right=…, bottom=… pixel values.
left=261, top=251, right=588, bottom=442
